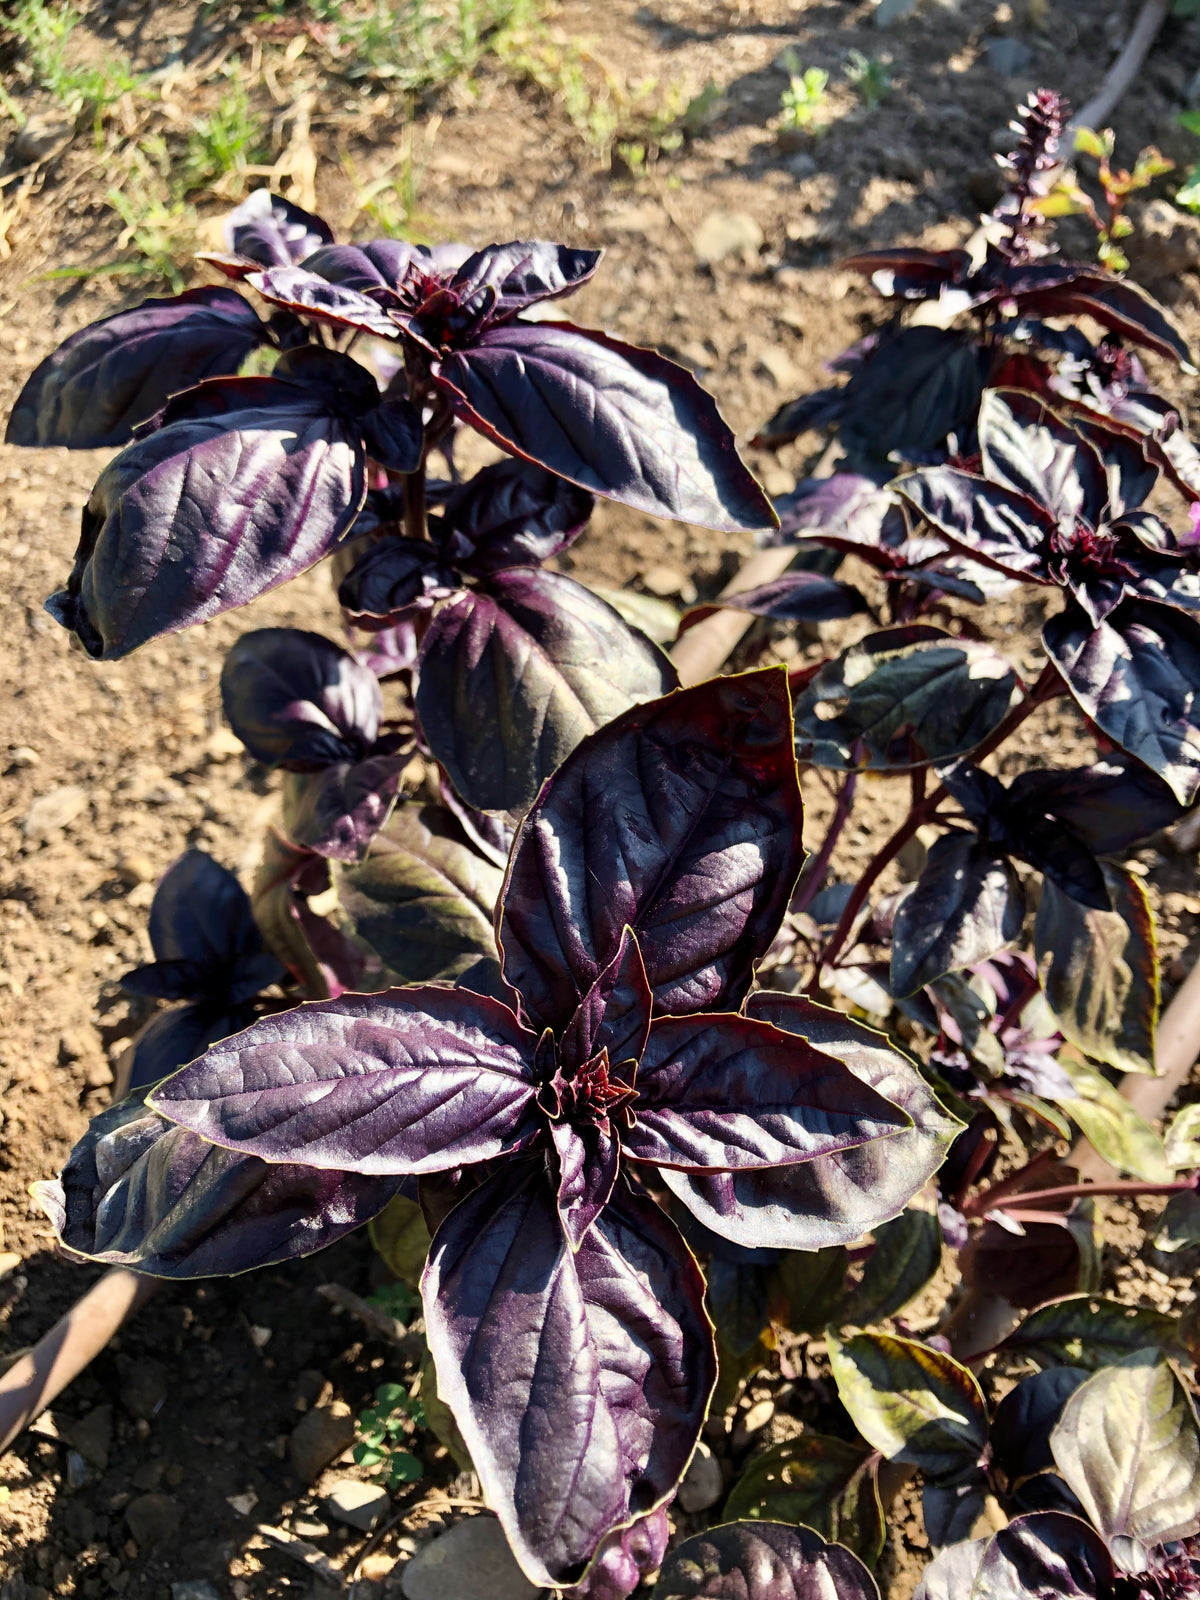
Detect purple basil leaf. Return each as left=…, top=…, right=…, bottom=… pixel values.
left=842, top=246, right=972, bottom=300
left=923, top=1474, right=990, bottom=1548
left=624, top=1011, right=911, bottom=1173
left=764, top=473, right=895, bottom=552
left=912, top=1537, right=989, bottom=1600
left=970, top=1512, right=1116, bottom=1600
left=135, top=849, right=282, bottom=1003
left=252, top=831, right=381, bottom=1001
left=33, top=1087, right=398, bottom=1278
left=1023, top=273, right=1193, bottom=365
left=793, top=626, right=1024, bottom=771
left=439, top=457, right=594, bottom=572
left=559, top=927, right=653, bottom=1075
left=337, top=538, right=458, bottom=622
left=891, top=831, right=1025, bottom=996
left=305, top=239, right=472, bottom=294
left=360, top=398, right=423, bottom=472
left=350, top=616, right=421, bottom=679
left=246, top=264, right=399, bottom=336
left=1044, top=599, right=1200, bottom=805
left=449, top=240, right=602, bottom=316
left=416, top=567, right=678, bottom=813
left=500, top=667, right=803, bottom=1028
left=433, top=321, right=775, bottom=533
left=836, top=326, right=988, bottom=469
left=894, top=465, right=1053, bottom=581
left=6, top=288, right=267, bottom=449
left=1008, top=761, right=1187, bottom=855
left=279, top=755, right=407, bottom=861
left=437, top=773, right=516, bottom=870
left=652, top=1521, right=880, bottom=1600
left=150, top=987, right=540, bottom=1174
left=980, top=389, right=1109, bottom=528
left=682, top=570, right=868, bottom=626
left=991, top=1367, right=1089, bottom=1509
left=552, top=1120, right=621, bottom=1249
left=334, top=800, right=504, bottom=986
left=220, top=627, right=383, bottom=769
left=222, top=189, right=334, bottom=269
left=48, top=403, right=366, bottom=660
left=752, top=387, right=849, bottom=448
left=423, top=1165, right=713, bottom=1587
left=570, top=1508, right=669, bottom=1600
left=124, top=1001, right=257, bottom=1091
left=668, top=995, right=960, bottom=1250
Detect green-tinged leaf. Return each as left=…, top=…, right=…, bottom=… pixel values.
left=827, top=1331, right=987, bottom=1480
left=590, top=584, right=682, bottom=645
left=1051, top=1357, right=1200, bottom=1547
left=419, top=1346, right=473, bottom=1473
left=792, top=626, right=1022, bottom=773
left=842, top=1209, right=942, bottom=1328
left=1059, top=1058, right=1172, bottom=1182
left=723, top=1432, right=885, bottom=1566
left=891, top=834, right=1025, bottom=997
left=1035, top=863, right=1159, bottom=1075
left=654, top=1522, right=881, bottom=1600
left=335, top=801, right=503, bottom=985
left=354, top=1443, right=387, bottom=1467
left=708, top=1259, right=772, bottom=1359
left=369, top=1193, right=432, bottom=1291
left=1154, top=1191, right=1200, bottom=1260
left=773, top=1246, right=849, bottom=1336
left=712, top=1333, right=771, bottom=1419
left=1165, top=1103, right=1200, bottom=1172
left=1000, top=1295, right=1184, bottom=1370
left=386, top=1450, right=424, bottom=1486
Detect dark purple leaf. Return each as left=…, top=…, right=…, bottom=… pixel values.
left=279, top=755, right=406, bottom=861
left=559, top=927, right=653, bottom=1076
left=448, top=240, right=602, bottom=317
left=842, top=246, right=973, bottom=300
left=423, top=1165, right=713, bottom=1587
left=47, top=401, right=366, bottom=660
left=350, top=615, right=422, bottom=679
left=416, top=568, right=678, bottom=813
left=437, top=773, right=516, bottom=870
left=334, top=801, right=504, bottom=986
left=1044, top=599, right=1200, bottom=805
left=1021, top=274, right=1193, bottom=365
left=432, top=321, right=775, bottom=533
left=6, top=288, right=268, bottom=449
left=303, top=238, right=472, bottom=294
left=250, top=831, right=381, bottom=1001
left=923, top=1475, right=990, bottom=1547
left=572, top=1508, right=670, bottom=1600
left=652, top=1521, right=880, bottom=1600
left=891, top=831, right=1025, bottom=996
left=893, top=465, right=1053, bottom=581
left=991, top=1368, right=1089, bottom=1512
left=969, top=1513, right=1116, bottom=1600
left=123, top=1001, right=257, bottom=1092
left=835, top=327, right=989, bottom=468
left=246, top=264, right=399, bottom=336
left=680, top=570, right=868, bottom=628
left=150, top=987, right=540, bottom=1174
left=360, top=397, right=423, bottom=472
left=552, top=1121, right=621, bottom=1249
left=705, top=1254, right=771, bottom=1357
left=1008, top=761, right=1187, bottom=855
left=220, top=627, right=383, bottom=769
left=220, top=189, right=334, bottom=269
left=980, top=389, right=1109, bottom=528
left=913, top=1537, right=989, bottom=1600
left=667, top=996, right=960, bottom=1249
left=499, top=668, right=803, bottom=1027
left=764, top=473, right=895, bottom=552
left=439, top=457, right=594, bottom=572
left=752, top=387, right=848, bottom=448
left=33, top=1088, right=399, bottom=1277
left=623, top=1011, right=911, bottom=1173
left=793, top=626, right=1023, bottom=771
left=337, top=537, right=457, bottom=622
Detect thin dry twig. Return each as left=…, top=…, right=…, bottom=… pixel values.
left=317, top=1282, right=425, bottom=1361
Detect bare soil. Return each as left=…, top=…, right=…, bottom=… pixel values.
left=3, top=0, right=1200, bottom=1595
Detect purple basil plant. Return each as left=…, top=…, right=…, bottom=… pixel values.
left=35, top=670, right=956, bottom=1587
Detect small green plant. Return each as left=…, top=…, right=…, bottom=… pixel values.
left=182, top=79, right=268, bottom=197
left=1040, top=125, right=1174, bottom=271
left=4, top=0, right=142, bottom=138
left=844, top=49, right=891, bottom=111
left=354, top=1380, right=426, bottom=1488
left=777, top=56, right=829, bottom=134
left=1176, top=109, right=1200, bottom=213
left=295, top=0, right=539, bottom=92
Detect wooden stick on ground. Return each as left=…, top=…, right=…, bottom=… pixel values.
left=1067, top=0, right=1171, bottom=138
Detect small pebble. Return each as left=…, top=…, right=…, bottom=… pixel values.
left=9, top=746, right=39, bottom=768
left=117, top=852, right=156, bottom=887
left=677, top=1442, right=724, bottom=1512
left=326, top=1478, right=389, bottom=1532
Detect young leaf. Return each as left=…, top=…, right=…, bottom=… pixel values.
left=827, top=1331, right=987, bottom=1481
left=891, top=833, right=1025, bottom=997
left=965, top=1512, right=1115, bottom=1600
left=220, top=628, right=384, bottom=770
left=1058, top=1058, right=1172, bottom=1182
left=722, top=1433, right=885, bottom=1565
left=652, top=1521, right=880, bottom=1600
left=991, top=1367, right=1089, bottom=1513
left=33, top=1091, right=400, bottom=1277
left=368, top=1192, right=432, bottom=1290
left=280, top=758, right=407, bottom=863
left=1000, top=1295, right=1184, bottom=1370
left=840, top=1207, right=942, bottom=1327
left=423, top=1165, right=714, bottom=1587
left=792, top=627, right=1023, bottom=772
left=415, top=569, right=678, bottom=813
left=1035, top=863, right=1158, bottom=1075
left=334, top=802, right=504, bottom=985
left=500, top=668, right=804, bottom=1027
left=1051, top=1357, right=1200, bottom=1548
left=1165, top=1103, right=1200, bottom=1172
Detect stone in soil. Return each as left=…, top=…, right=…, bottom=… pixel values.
left=692, top=210, right=764, bottom=267
left=60, top=1404, right=112, bottom=1471
left=171, top=1585, right=221, bottom=1600
left=326, top=1478, right=389, bottom=1531
left=677, top=1441, right=724, bottom=1513
left=289, top=1400, right=355, bottom=1482
left=118, top=1355, right=168, bottom=1420
left=124, top=1492, right=182, bottom=1546
left=401, top=1516, right=540, bottom=1600
left=23, top=785, right=86, bottom=840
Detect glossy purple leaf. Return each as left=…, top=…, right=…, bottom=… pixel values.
left=894, top=463, right=1053, bottom=581
left=653, top=1521, right=880, bottom=1600
left=764, top=473, right=895, bottom=552
left=891, top=831, right=1026, bottom=996
left=448, top=240, right=602, bottom=317
left=991, top=1367, right=1089, bottom=1513
left=337, top=538, right=457, bottom=622
left=1021, top=274, right=1193, bottom=365
left=33, top=1089, right=399, bottom=1278
left=1044, top=600, right=1200, bottom=805
left=438, top=457, right=594, bottom=572
left=150, top=987, right=540, bottom=1175
left=416, top=567, right=678, bottom=813
left=624, top=1011, right=911, bottom=1173
left=220, top=627, right=383, bottom=769
left=1008, top=761, right=1187, bottom=855
left=123, top=1000, right=259, bottom=1092
left=969, top=1513, right=1116, bottom=1600
left=220, top=189, right=334, bottom=269
left=423, top=1165, right=713, bottom=1587
left=980, top=389, right=1108, bottom=528
left=570, top=1508, right=669, bottom=1600
left=432, top=321, right=775, bottom=533
left=670, top=995, right=960, bottom=1250
left=304, top=239, right=472, bottom=294
left=681, top=570, right=868, bottom=628
left=752, top=386, right=848, bottom=448
left=246, top=264, right=399, bottom=336
left=47, top=400, right=366, bottom=660
left=437, top=773, right=516, bottom=870
left=279, top=755, right=407, bottom=861
left=559, top=928, right=653, bottom=1076
left=360, top=397, right=424, bottom=472
left=837, top=326, right=989, bottom=468
left=552, top=1120, right=621, bottom=1249
left=6, top=288, right=268, bottom=449
left=499, top=668, right=803, bottom=1028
